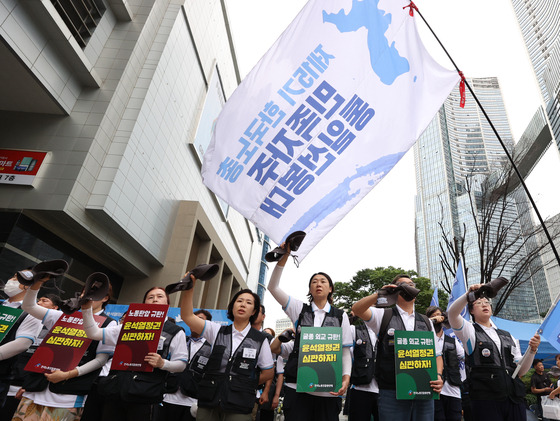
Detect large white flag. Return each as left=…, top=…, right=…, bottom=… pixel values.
left=202, top=0, right=459, bottom=260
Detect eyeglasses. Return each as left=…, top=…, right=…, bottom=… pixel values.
left=473, top=301, right=491, bottom=307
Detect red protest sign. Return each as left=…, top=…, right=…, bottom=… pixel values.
left=25, top=311, right=106, bottom=373
left=111, top=303, right=168, bottom=372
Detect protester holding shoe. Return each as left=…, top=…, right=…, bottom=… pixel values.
left=81, top=286, right=188, bottom=421
left=0, top=272, right=44, bottom=419
left=157, top=308, right=214, bottom=421
left=448, top=281, right=540, bottom=421
left=0, top=293, right=61, bottom=421
left=0, top=263, right=64, bottom=415
left=179, top=272, right=274, bottom=421
left=15, top=270, right=116, bottom=421
left=267, top=240, right=352, bottom=421
left=352, top=275, right=444, bottom=421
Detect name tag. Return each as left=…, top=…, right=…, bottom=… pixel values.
left=157, top=336, right=165, bottom=350
left=243, top=348, right=257, bottom=359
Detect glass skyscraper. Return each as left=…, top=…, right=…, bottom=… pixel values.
left=511, top=0, right=560, bottom=150
left=414, top=77, right=550, bottom=321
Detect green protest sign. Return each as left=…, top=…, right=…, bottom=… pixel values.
left=296, top=326, right=342, bottom=393
left=0, top=306, right=24, bottom=342
left=394, top=330, right=438, bottom=400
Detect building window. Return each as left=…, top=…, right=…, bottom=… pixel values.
left=51, top=0, right=106, bottom=47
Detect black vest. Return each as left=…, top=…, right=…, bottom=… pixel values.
left=198, top=324, right=266, bottom=414
left=0, top=304, right=30, bottom=382
left=12, top=324, right=49, bottom=387
left=466, top=324, right=525, bottom=402
left=179, top=339, right=212, bottom=398
left=442, top=334, right=462, bottom=387
left=284, top=303, right=344, bottom=383
left=350, top=322, right=375, bottom=386
left=375, top=307, right=431, bottom=390
left=99, top=319, right=183, bottom=404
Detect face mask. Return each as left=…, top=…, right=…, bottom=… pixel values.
left=433, top=322, right=443, bottom=333
left=3, top=279, right=22, bottom=298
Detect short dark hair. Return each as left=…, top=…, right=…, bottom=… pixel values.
left=142, top=287, right=169, bottom=305
left=227, top=289, right=261, bottom=324
left=307, top=272, right=334, bottom=304
left=556, top=354, right=560, bottom=361
left=260, top=304, right=265, bottom=314
left=194, top=309, right=212, bottom=321
left=391, top=274, right=412, bottom=285
left=533, top=359, right=543, bottom=368
left=426, top=306, right=443, bottom=318
left=41, top=293, right=62, bottom=309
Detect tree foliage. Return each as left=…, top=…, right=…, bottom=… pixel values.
left=333, top=266, right=448, bottom=317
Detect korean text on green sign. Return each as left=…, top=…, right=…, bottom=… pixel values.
left=296, top=326, right=342, bottom=393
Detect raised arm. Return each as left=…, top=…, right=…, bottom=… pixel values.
left=179, top=276, right=205, bottom=335
left=81, top=303, right=103, bottom=341
left=352, top=293, right=377, bottom=322
left=21, top=279, right=49, bottom=320
left=267, top=249, right=290, bottom=308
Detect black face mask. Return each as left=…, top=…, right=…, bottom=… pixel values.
left=433, top=322, right=443, bottom=333
left=400, top=290, right=416, bottom=302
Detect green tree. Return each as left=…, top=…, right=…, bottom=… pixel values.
left=333, top=266, right=448, bottom=316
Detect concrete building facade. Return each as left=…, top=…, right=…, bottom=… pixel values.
left=0, top=0, right=265, bottom=307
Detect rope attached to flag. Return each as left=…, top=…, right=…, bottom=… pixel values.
left=403, top=1, right=418, bottom=17
left=458, top=71, right=466, bottom=108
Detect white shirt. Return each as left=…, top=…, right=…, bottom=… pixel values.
left=201, top=320, right=274, bottom=370
left=1, top=301, right=46, bottom=397
left=23, top=309, right=117, bottom=408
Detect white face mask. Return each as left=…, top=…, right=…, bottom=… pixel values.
left=3, top=279, right=22, bottom=298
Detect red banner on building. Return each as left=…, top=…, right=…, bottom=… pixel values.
left=111, top=303, right=168, bottom=372
left=0, top=149, right=48, bottom=185
left=25, top=312, right=106, bottom=373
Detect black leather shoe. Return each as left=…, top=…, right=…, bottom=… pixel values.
left=17, top=260, right=69, bottom=286
left=376, top=288, right=399, bottom=307
left=81, top=273, right=110, bottom=302
left=467, top=277, right=508, bottom=303
left=265, top=231, right=307, bottom=262
left=278, top=329, right=295, bottom=343
left=166, top=263, right=220, bottom=294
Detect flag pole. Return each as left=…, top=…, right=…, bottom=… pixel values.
left=410, top=3, right=560, bottom=273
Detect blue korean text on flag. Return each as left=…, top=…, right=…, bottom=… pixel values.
left=538, top=293, right=560, bottom=353
left=202, top=0, right=459, bottom=260
left=430, top=286, right=439, bottom=307
left=446, top=259, right=469, bottom=320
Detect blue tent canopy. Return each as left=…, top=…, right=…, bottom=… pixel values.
left=492, top=316, right=559, bottom=368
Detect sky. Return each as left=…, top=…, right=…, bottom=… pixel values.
left=225, top=0, right=560, bottom=327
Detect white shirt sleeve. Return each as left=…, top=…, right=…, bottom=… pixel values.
left=201, top=320, right=221, bottom=345
left=258, top=337, right=274, bottom=370
left=168, top=329, right=189, bottom=362
left=14, top=313, right=43, bottom=343
left=364, top=306, right=385, bottom=334
left=283, top=296, right=304, bottom=324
